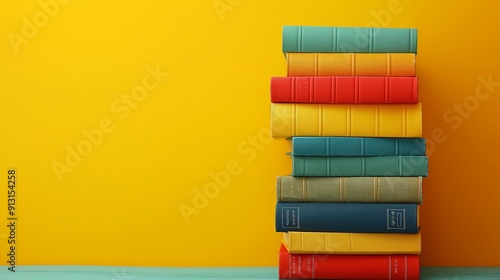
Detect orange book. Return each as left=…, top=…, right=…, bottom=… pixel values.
left=287, top=53, right=416, bottom=77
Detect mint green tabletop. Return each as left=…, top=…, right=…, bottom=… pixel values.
left=1, top=266, right=500, bottom=279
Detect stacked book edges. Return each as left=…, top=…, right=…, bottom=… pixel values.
left=271, top=26, right=425, bottom=280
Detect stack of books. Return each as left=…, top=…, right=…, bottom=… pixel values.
left=270, top=26, right=427, bottom=280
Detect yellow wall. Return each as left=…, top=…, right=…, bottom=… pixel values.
left=0, top=0, right=499, bottom=267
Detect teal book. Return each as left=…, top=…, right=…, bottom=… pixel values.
left=282, top=26, right=418, bottom=54
left=289, top=137, right=426, bottom=156
left=292, top=156, right=428, bottom=177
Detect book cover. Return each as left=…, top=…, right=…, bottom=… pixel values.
left=291, top=156, right=428, bottom=177
left=271, top=103, right=422, bottom=138
left=282, top=26, right=418, bottom=54
left=286, top=53, right=416, bottom=77
left=275, top=202, right=419, bottom=233
left=279, top=244, right=420, bottom=279
left=276, top=176, right=423, bottom=203
left=270, top=76, right=418, bottom=104
left=283, top=231, right=421, bottom=254
left=289, top=137, right=426, bottom=156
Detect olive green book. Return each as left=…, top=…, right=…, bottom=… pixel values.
left=276, top=176, right=422, bottom=203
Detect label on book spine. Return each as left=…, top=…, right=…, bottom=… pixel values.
left=387, top=209, right=406, bottom=230
left=282, top=207, right=300, bottom=229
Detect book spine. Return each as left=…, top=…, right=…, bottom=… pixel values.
left=270, top=103, right=422, bottom=138
left=270, top=76, right=418, bottom=104
left=275, top=202, right=419, bottom=233
left=286, top=53, right=417, bottom=77
left=284, top=232, right=421, bottom=254
left=276, top=176, right=423, bottom=203
left=282, top=26, right=418, bottom=54
left=292, top=156, right=428, bottom=177
left=279, top=244, right=420, bottom=279
left=290, top=137, right=426, bottom=156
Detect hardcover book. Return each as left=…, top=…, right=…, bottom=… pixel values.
left=279, top=244, right=420, bottom=279
left=276, top=176, right=423, bottom=203
left=283, top=231, right=421, bottom=254
left=282, top=26, right=418, bottom=54
left=275, top=202, right=419, bottom=233
left=286, top=53, right=416, bottom=77
left=291, top=156, right=428, bottom=177
left=271, top=103, right=422, bottom=138
left=289, top=137, right=426, bottom=157
left=270, top=76, right=418, bottom=103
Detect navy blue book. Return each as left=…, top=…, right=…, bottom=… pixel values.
left=276, top=202, right=419, bottom=233
left=292, top=156, right=428, bottom=177
left=289, top=137, right=426, bottom=157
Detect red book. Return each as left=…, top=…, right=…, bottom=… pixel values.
left=270, top=76, right=418, bottom=103
left=278, top=244, right=419, bottom=280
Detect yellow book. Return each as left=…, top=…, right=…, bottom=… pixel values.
left=283, top=231, right=421, bottom=254
left=286, top=53, right=416, bottom=77
left=271, top=103, right=422, bottom=138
